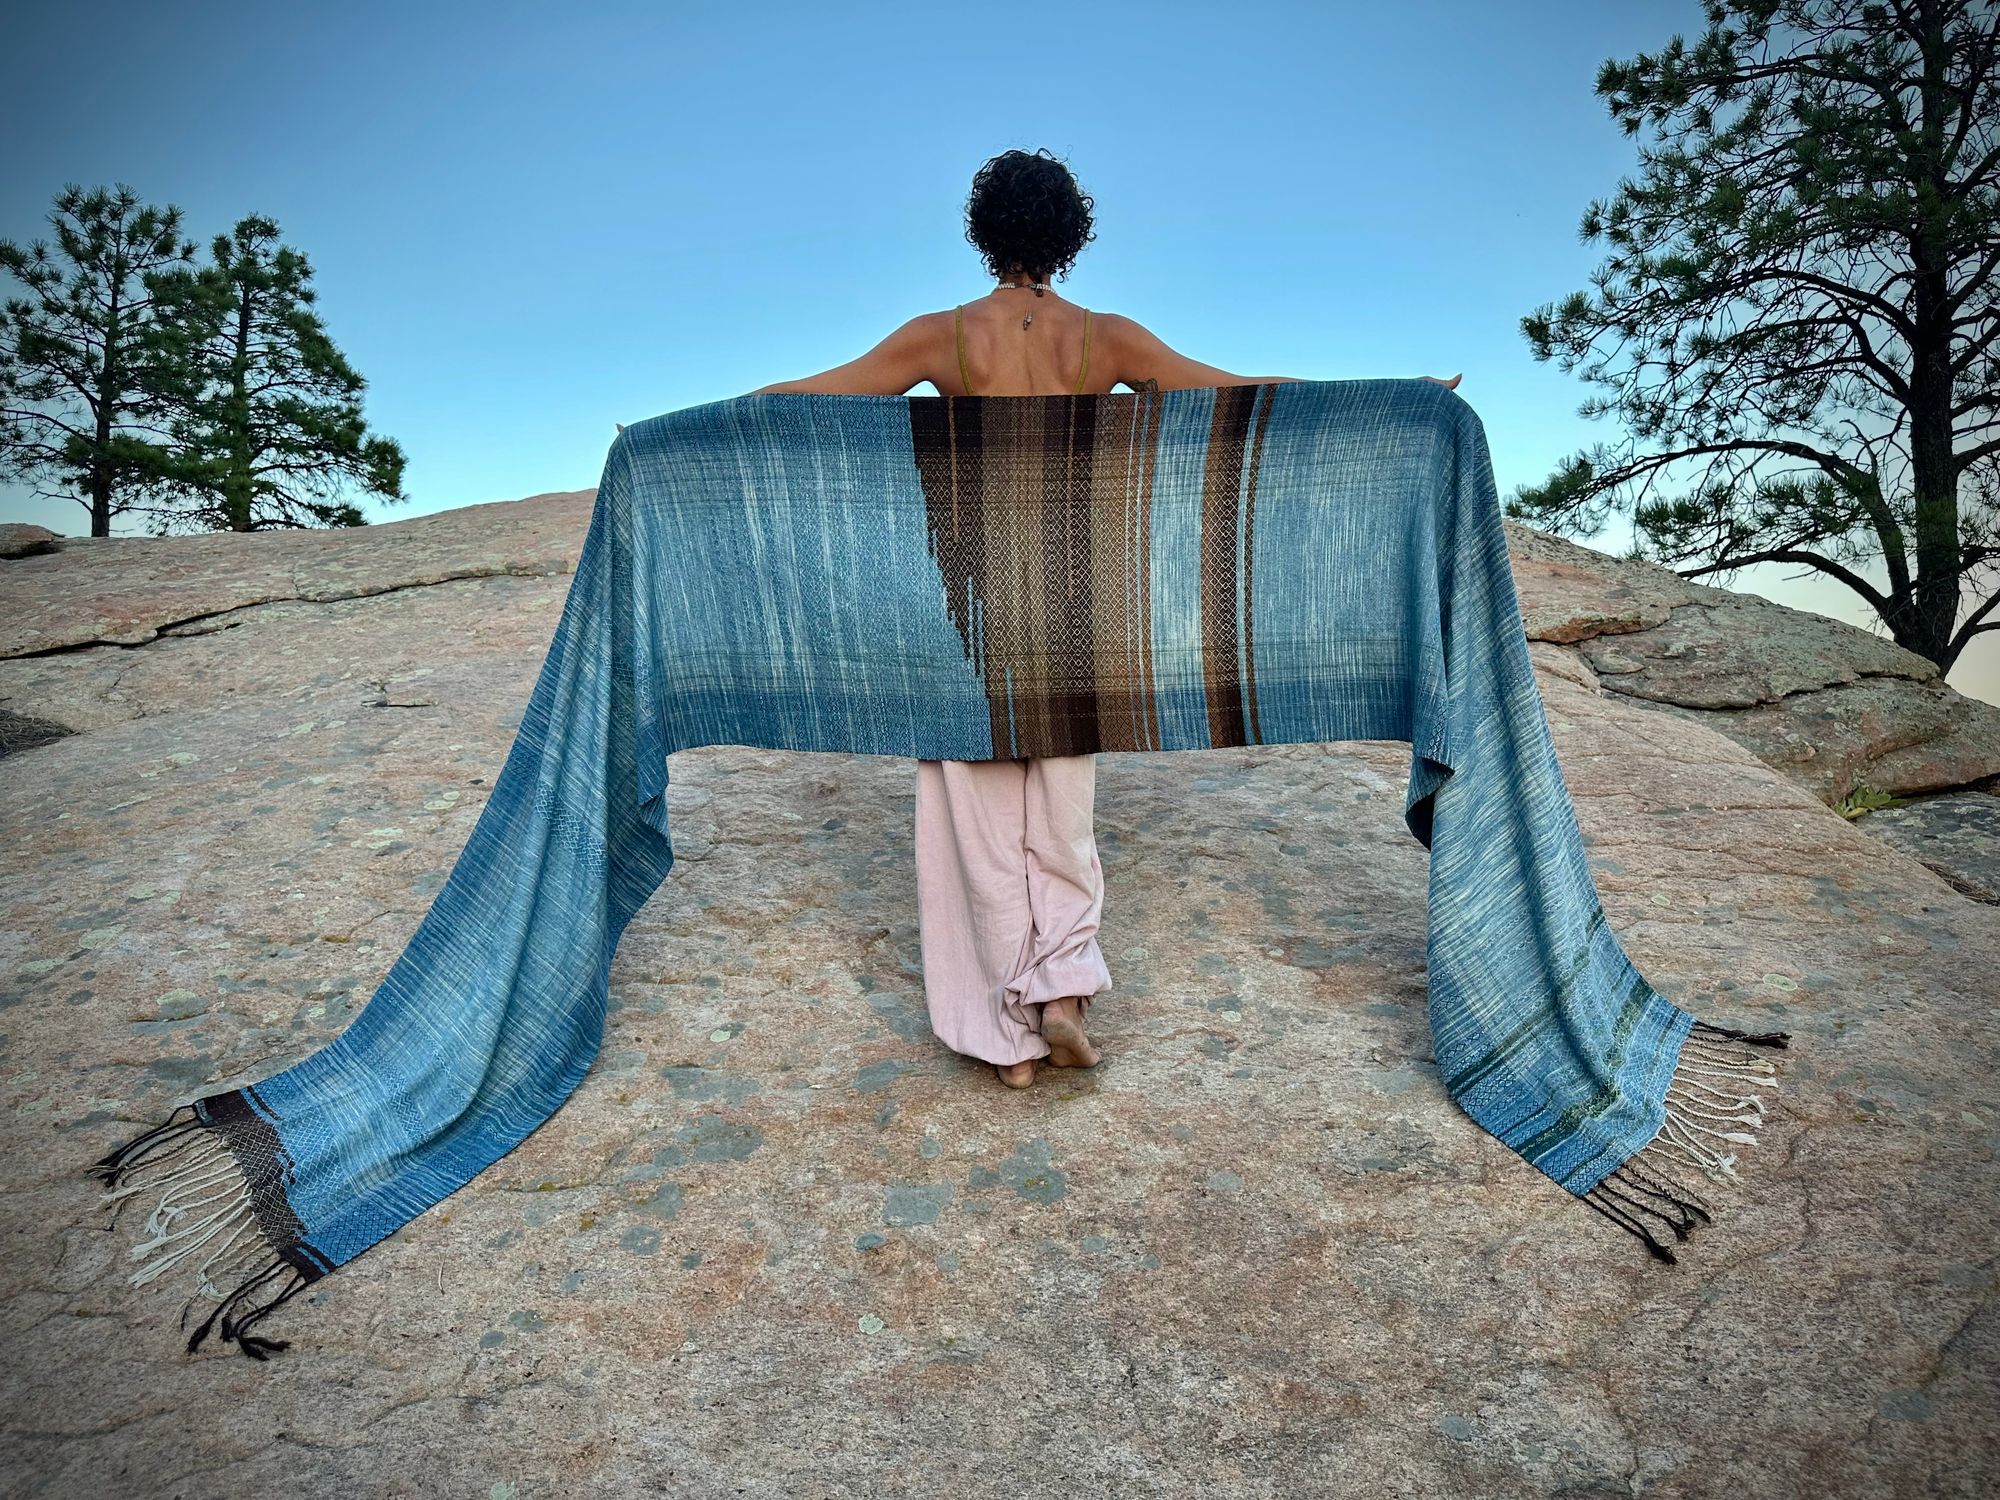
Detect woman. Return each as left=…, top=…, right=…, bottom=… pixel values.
left=746, top=147, right=1459, bottom=1090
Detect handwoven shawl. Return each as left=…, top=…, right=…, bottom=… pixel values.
left=92, top=377, right=1792, bottom=1359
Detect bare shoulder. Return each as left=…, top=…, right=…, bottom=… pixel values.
left=1085, top=311, right=1253, bottom=392
left=1090, top=310, right=1143, bottom=345
left=875, top=309, right=954, bottom=368
left=908, top=308, right=961, bottom=354
left=895, top=309, right=953, bottom=340
left=1086, top=310, right=1149, bottom=368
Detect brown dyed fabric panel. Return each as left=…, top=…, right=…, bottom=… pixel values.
left=1199, top=385, right=1257, bottom=748
left=910, top=388, right=1183, bottom=756
left=1239, top=386, right=1277, bottom=743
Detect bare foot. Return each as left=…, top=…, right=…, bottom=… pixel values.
left=1040, top=996, right=1102, bottom=1068
left=996, top=1058, right=1037, bottom=1089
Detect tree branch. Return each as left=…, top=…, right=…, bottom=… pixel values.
left=1677, top=546, right=1894, bottom=614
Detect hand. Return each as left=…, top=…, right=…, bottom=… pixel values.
left=1422, top=373, right=1462, bottom=389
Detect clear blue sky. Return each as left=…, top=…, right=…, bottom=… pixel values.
left=5, top=0, right=1993, bottom=706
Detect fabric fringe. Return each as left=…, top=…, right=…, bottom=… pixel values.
left=89, top=1104, right=312, bottom=1360
left=1580, top=1018, right=1792, bottom=1264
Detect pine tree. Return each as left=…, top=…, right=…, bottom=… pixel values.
left=1518, top=0, right=2000, bottom=680
left=0, top=184, right=197, bottom=537
left=150, top=214, right=406, bottom=531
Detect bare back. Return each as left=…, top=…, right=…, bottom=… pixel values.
left=747, top=293, right=1297, bottom=398
left=945, top=291, right=1276, bottom=397
left=950, top=293, right=1107, bottom=396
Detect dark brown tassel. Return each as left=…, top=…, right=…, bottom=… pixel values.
left=1590, top=1167, right=1708, bottom=1241
left=224, top=1269, right=312, bottom=1358
left=1610, top=1154, right=1716, bottom=1222
left=88, top=1103, right=205, bottom=1187
left=185, top=1256, right=310, bottom=1360
left=1579, top=1184, right=1679, bottom=1263
left=1689, top=1018, right=1791, bottom=1048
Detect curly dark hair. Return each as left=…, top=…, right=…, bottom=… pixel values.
left=963, top=148, right=1097, bottom=283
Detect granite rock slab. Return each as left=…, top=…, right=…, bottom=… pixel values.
left=0, top=492, right=1993, bottom=1498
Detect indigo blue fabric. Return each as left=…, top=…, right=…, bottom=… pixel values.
left=97, top=378, right=1785, bottom=1356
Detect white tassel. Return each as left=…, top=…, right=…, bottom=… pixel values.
left=193, top=1211, right=272, bottom=1295
left=1665, top=1091, right=1764, bottom=1127
left=1644, top=1133, right=1733, bottom=1180
left=128, top=1198, right=255, bottom=1286
left=1672, top=1072, right=1768, bottom=1104
left=1665, top=1105, right=1761, bottom=1146
left=97, top=1135, right=231, bottom=1208
left=1678, top=1048, right=1778, bottom=1079
left=1668, top=1077, right=1766, bottom=1109
left=113, top=1129, right=264, bottom=1288
left=1657, top=1112, right=1745, bottom=1180
left=136, top=1166, right=244, bottom=1234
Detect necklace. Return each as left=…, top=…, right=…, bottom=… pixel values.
left=994, top=279, right=1051, bottom=328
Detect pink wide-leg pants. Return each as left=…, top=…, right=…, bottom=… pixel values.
left=913, top=755, right=1113, bottom=1066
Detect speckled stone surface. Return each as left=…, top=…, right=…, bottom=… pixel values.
left=1, top=493, right=1995, bottom=1498
left=1855, top=791, right=2000, bottom=903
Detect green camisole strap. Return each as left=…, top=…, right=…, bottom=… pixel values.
left=1074, top=308, right=1093, bottom=395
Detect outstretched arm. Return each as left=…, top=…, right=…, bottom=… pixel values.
left=1100, top=314, right=1459, bottom=392
left=745, top=314, right=942, bottom=396
left=618, top=317, right=1457, bottom=428
left=1099, top=313, right=1295, bottom=390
